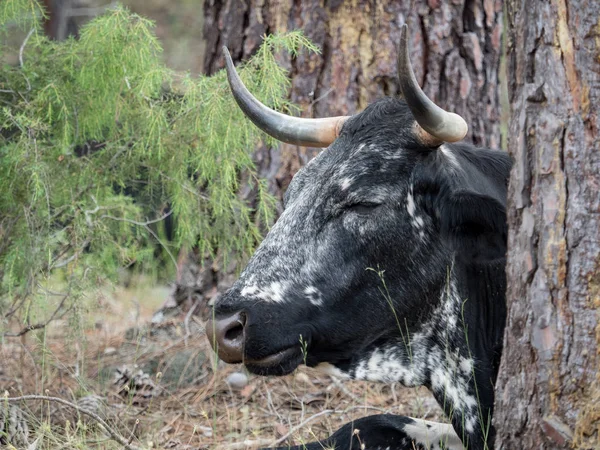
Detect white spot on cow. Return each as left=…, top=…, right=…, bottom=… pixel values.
left=340, top=177, right=353, bottom=191
left=352, top=343, right=426, bottom=386
left=465, top=416, right=476, bottom=434
left=402, top=418, right=464, bottom=450
left=441, top=145, right=460, bottom=169
left=460, top=357, right=474, bottom=374
left=406, top=188, right=416, bottom=218
left=304, top=286, right=323, bottom=306
left=263, top=281, right=285, bottom=303
left=441, top=280, right=460, bottom=330
left=381, top=150, right=404, bottom=160
left=431, top=363, right=477, bottom=409
left=447, top=313, right=458, bottom=330
left=240, top=285, right=259, bottom=297
left=407, top=185, right=426, bottom=235
left=241, top=281, right=287, bottom=303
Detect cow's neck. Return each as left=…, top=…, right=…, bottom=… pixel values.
left=340, top=258, right=506, bottom=450
left=430, top=258, right=506, bottom=449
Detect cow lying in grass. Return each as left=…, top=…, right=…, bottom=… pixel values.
left=206, top=25, right=510, bottom=450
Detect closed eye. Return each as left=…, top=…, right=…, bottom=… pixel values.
left=345, top=202, right=382, bottom=215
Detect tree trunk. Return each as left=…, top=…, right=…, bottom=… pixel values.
left=41, top=0, right=80, bottom=40
left=494, top=1, right=600, bottom=449
left=169, top=0, right=505, bottom=313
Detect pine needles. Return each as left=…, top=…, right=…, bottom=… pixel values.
left=0, top=1, right=319, bottom=334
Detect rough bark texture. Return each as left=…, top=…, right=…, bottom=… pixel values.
left=170, top=0, right=505, bottom=314
left=494, top=1, right=600, bottom=449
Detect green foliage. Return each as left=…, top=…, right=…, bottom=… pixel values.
left=0, top=1, right=319, bottom=332
left=0, top=0, right=45, bottom=32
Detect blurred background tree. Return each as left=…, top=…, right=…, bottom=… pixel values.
left=0, top=0, right=317, bottom=336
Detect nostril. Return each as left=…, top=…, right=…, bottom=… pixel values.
left=224, top=322, right=244, bottom=342
left=206, top=311, right=246, bottom=364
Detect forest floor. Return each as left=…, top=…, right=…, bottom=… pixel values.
left=1, top=282, right=444, bottom=449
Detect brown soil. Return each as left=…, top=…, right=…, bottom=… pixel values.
left=0, top=285, right=444, bottom=449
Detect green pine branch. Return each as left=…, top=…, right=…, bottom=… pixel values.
left=0, top=2, right=318, bottom=331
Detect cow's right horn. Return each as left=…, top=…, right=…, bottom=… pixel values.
left=223, top=47, right=348, bottom=148
left=397, top=25, right=468, bottom=145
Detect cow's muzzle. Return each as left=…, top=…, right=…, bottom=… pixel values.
left=205, top=311, right=246, bottom=363
left=206, top=308, right=305, bottom=375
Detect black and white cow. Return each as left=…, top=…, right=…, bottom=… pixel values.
left=207, top=25, right=511, bottom=450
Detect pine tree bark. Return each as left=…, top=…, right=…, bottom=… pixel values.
left=170, top=0, right=505, bottom=313
left=494, top=1, right=600, bottom=448
left=205, top=0, right=504, bottom=151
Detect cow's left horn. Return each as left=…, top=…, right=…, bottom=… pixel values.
left=223, top=47, right=348, bottom=147
left=397, top=25, right=468, bottom=145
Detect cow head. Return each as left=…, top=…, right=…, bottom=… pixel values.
left=206, top=26, right=509, bottom=383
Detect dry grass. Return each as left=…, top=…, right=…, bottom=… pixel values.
left=1, top=283, right=443, bottom=449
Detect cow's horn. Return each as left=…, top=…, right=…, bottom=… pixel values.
left=397, top=25, right=468, bottom=145
left=223, top=47, right=348, bottom=147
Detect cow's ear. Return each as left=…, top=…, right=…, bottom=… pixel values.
left=435, top=190, right=507, bottom=262
left=412, top=169, right=508, bottom=263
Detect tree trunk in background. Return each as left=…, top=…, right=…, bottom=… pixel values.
left=169, top=0, right=505, bottom=313
left=494, top=1, right=599, bottom=449
left=41, top=0, right=80, bottom=40
left=205, top=0, right=504, bottom=147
